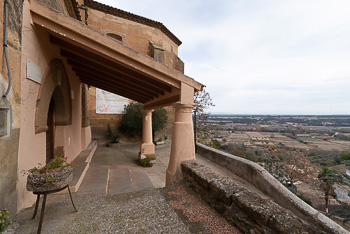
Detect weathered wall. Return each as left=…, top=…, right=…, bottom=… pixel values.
left=16, top=0, right=88, bottom=211
left=85, top=6, right=180, bottom=139
left=87, top=8, right=180, bottom=66
left=36, top=0, right=71, bottom=17
left=182, top=160, right=324, bottom=234
left=0, top=0, right=23, bottom=214
left=196, top=143, right=348, bottom=234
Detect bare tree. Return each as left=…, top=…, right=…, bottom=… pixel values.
left=193, top=88, right=215, bottom=147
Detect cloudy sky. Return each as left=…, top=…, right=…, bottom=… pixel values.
left=97, top=0, right=350, bottom=115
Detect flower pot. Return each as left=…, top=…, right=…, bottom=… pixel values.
left=39, top=167, right=63, bottom=174
left=27, top=167, right=73, bottom=192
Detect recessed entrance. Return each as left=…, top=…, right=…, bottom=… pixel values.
left=46, top=97, right=55, bottom=163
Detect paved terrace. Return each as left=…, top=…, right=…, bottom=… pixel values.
left=11, top=143, right=241, bottom=233
left=11, top=142, right=345, bottom=233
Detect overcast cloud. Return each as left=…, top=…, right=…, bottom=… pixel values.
left=97, top=0, right=350, bottom=115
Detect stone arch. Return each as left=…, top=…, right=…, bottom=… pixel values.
left=35, top=59, right=72, bottom=133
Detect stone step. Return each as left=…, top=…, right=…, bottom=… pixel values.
left=69, top=140, right=97, bottom=192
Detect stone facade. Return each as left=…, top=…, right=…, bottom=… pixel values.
left=0, top=0, right=201, bottom=214
left=83, top=2, right=183, bottom=142
left=0, top=0, right=23, bottom=214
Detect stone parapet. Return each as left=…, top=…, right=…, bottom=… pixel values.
left=182, top=160, right=324, bottom=234
left=195, top=143, right=349, bottom=234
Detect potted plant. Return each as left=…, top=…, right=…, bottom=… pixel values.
left=107, top=124, right=120, bottom=147
left=26, top=157, right=74, bottom=193
left=139, top=154, right=156, bottom=167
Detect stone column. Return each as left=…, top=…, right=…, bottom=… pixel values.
left=166, top=104, right=195, bottom=186
left=139, top=109, right=155, bottom=157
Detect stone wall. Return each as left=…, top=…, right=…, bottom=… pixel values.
left=0, top=0, right=23, bottom=214
left=196, top=143, right=348, bottom=234
left=182, top=160, right=324, bottom=233
left=84, top=6, right=180, bottom=137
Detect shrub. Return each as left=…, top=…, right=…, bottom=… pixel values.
left=119, top=103, right=168, bottom=141
left=119, top=103, right=143, bottom=137
left=107, top=124, right=120, bottom=143
left=0, top=209, right=12, bottom=233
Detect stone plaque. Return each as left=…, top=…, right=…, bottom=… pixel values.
left=27, top=59, right=42, bottom=84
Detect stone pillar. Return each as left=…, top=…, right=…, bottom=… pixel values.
left=139, top=109, right=155, bottom=157
left=166, top=104, right=195, bottom=186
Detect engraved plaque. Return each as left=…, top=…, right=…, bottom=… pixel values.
left=27, top=59, right=42, bottom=84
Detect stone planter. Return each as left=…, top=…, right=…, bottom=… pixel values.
left=26, top=167, right=73, bottom=193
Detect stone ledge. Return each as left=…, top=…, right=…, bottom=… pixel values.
left=196, top=143, right=349, bottom=234
left=182, top=160, right=324, bottom=234
left=56, top=141, right=97, bottom=193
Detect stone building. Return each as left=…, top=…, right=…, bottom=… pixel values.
left=83, top=0, right=185, bottom=143
left=0, top=0, right=203, bottom=214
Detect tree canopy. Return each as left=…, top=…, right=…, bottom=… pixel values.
left=119, top=102, right=167, bottom=141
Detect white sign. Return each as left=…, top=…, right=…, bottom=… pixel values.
left=27, top=59, right=42, bottom=84
left=96, top=88, right=129, bottom=114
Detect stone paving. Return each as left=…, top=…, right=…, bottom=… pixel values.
left=10, top=142, right=240, bottom=233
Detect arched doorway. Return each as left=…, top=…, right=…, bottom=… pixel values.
left=35, top=59, right=72, bottom=134
left=35, top=60, right=72, bottom=164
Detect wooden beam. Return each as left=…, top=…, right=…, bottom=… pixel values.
left=68, top=59, right=159, bottom=97
left=67, top=59, right=162, bottom=96
left=49, top=36, right=182, bottom=90
left=78, top=75, right=151, bottom=102
left=79, top=77, right=148, bottom=103
left=71, top=65, right=156, bottom=99
left=52, top=37, right=175, bottom=92
left=144, top=95, right=180, bottom=109
left=61, top=49, right=168, bottom=94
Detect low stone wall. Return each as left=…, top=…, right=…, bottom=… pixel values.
left=182, top=160, right=324, bottom=233
left=196, top=143, right=348, bottom=234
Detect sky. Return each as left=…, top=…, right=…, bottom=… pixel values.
left=96, top=0, right=350, bottom=115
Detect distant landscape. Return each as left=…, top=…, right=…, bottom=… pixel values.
left=196, top=114, right=350, bottom=224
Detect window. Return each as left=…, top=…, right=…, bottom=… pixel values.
left=106, top=33, right=123, bottom=42
left=0, top=98, right=11, bottom=138
left=0, top=108, right=7, bottom=137
left=150, top=42, right=164, bottom=63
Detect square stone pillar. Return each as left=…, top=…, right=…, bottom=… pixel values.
left=139, top=109, right=155, bottom=157
left=166, top=104, right=195, bottom=186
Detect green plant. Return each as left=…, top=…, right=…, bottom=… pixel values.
left=156, top=138, right=163, bottom=143
left=44, top=156, right=73, bottom=170
left=318, top=167, right=350, bottom=214
left=107, top=124, right=120, bottom=143
left=27, top=156, right=73, bottom=175
left=164, top=135, right=168, bottom=141
left=0, top=209, right=12, bottom=233
left=119, top=103, right=168, bottom=140
left=139, top=156, right=156, bottom=167
left=45, top=174, right=55, bottom=183
left=297, top=194, right=313, bottom=206
left=119, top=103, right=143, bottom=137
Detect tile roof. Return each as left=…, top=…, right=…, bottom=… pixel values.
left=84, top=0, right=182, bottom=46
